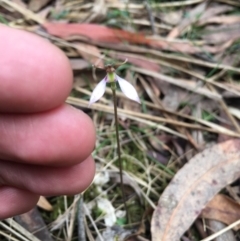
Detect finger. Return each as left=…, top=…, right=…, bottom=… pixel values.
left=0, top=156, right=95, bottom=196
left=0, top=24, right=72, bottom=113
left=0, top=186, right=39, bottom=220
left=0, top=104, right=95, bottom=166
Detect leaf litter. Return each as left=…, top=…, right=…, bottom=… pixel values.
left=151, top=139, right=240, bottom=241
left=201, top=194, right=240, bottom=230
left=1, top=0, right=240, bottom=241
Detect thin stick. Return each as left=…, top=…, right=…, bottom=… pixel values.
left=200, top=219, right=240, bottom=241
left=144, top=0, right=156, bottom=34
left=111, top=83, right=128, bottom=219
left=83, top=204, right=104, bottom=241
left=77, top=194, right=86, bottom=241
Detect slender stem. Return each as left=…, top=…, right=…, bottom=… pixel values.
left=111, top=83, right=128, bottom=219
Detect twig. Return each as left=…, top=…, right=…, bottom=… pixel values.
left=200, top=219, right=240, bottom=241
left=144, top=0, right=156, bottom=35
left=78, top=194, right=86, bottom=241
left=83, top=204, right=104, bottom=241
left=68, top=97, right=240, bottom=138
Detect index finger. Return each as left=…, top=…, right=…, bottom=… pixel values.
left=0, top=24, right=72, bottom=113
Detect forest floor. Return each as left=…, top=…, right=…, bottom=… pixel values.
left=1, top=0, right=240, bottom=241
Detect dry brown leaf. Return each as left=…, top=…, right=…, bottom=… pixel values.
left=12, top=0, right=27, bottom=8
left=162, top=85, right=186, bottom=111
left=70, top=58, right=89, bottom=70
left=108, top=52, right=160, bottom=72
left=43, top=22, right=228, bottom=54
left=159, top=10, right=183, bottom=26
left=74, top=43, right=103, bottom=66
left=207, top=219, right=236, bottom=241
left=202, top=23, right=240, bottom=44
left=201, top=194, right=240, bottom=230
left=147, top=150, right=169, bottom=166
left=151, top=139, right=240, bottom=241
left=15, top=207, right=53, bottom=241
left=167, top=2, right=207, bottom=38
left=217, top=109, right=234, bottom=143
left=1, top=0, right=44, bottom=24
left=197, top=3, right=234, bottom=25
left=43, top=23, right=154, bottom=45
left=37, top=5, right=53, bottom=19
left=148, top=134, right=171, bottom=154
left=108, top=171, right=142, bottom=201
left=37, top=196, right=53, bottom=211
left=62, top=25, right=222, bottom=55
left=28, top=0, right=52, bottom=12
left=84, top=0, right=107, bottom=23
left=131, top=67, right=222, bottom=100
left=200, top=15, right=240, bottom=25
left=168, top=3, right=234, bottom=39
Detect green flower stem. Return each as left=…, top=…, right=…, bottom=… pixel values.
left=111, top=82, right=128, bottom=219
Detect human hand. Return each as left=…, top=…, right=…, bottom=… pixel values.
left=0, top=25, right=96, bottom=219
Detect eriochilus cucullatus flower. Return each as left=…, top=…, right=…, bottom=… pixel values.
left=89, top=59, right=141, bottom=105
left=89, top=59, right=141, bottom=221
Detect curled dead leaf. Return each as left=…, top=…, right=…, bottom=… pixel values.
left=201, top=194, right=240, bottom=230
left=37, top=196, right=53, bottom=211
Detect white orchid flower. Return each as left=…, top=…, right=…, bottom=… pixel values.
left=89, top=63, right=141, bottom=106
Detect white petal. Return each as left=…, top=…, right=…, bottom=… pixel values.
left=116, top=75, right=141, bottom=103
left=97, top=198, right=116, bottom=227
left=89, top=77, right=107, bottom=106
